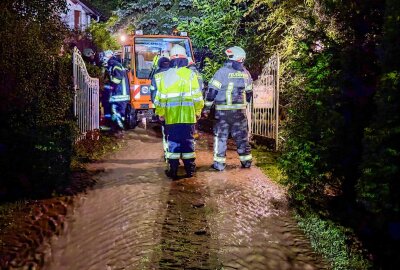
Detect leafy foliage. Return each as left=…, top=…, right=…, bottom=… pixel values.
left=0, top=0, right=75, bottom=199
left=243, top=0, right=396, bottom=267
left=87, top=16, right=120, bottom=51
left=116, top=0, right=196, bottom=35
left=296, top=211, right=372, bottom=270
left=178, top=0, right=247, bottom=80
left=87, top=0, right=120, bottom=17
left=357, top=0, right=400, bottom=215
left=184, top=0, right=399, bottom=267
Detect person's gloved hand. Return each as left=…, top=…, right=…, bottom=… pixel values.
left=202, top=110, right=210, bottom=118
left=104, top=84, right=114, bottom=90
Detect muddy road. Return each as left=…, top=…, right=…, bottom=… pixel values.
left=43, top=127, right=329, bottom=270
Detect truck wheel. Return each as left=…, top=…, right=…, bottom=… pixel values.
left=125, top=105, right=137, bottom=130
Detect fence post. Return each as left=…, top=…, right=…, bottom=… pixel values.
left=275, top=54, right=280, bottom=151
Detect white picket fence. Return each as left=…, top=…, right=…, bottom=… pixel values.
left=73, top=47, right=99, bottom=141
left=247, top=54, right=280, bottom=150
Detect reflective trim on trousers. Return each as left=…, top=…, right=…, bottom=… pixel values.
left=109, top=95, right=130, bottom=102
left=214, top=156, right=226, bottom=163
left=182, top=152, right=196, bottom=159
left=239, top=154, right=252, bottom=162
left=165, top=152, right=181, bottom=159
left=213, top=135, right=226, bottom=163
left=111, top=104, right=123, bottom=128
left=216, top=104, right=247, bottom=110
left=161, top=125, right=168, bottom=162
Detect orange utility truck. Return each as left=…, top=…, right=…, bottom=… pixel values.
left=119, top=31, right=196, bottom=129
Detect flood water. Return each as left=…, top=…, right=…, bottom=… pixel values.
left=43, top=127, right=329, bottom=270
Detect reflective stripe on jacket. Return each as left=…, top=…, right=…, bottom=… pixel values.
left=206, top=61, right=253, bottom=110
left=154, top=67, right=204, bottom=125
left=107, top=59, right=130, bottom=102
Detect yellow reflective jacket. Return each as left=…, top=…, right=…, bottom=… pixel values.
left=154, top=67, right=204, bottom=125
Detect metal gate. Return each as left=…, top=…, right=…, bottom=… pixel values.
left=247, top=54, right=280, bottom=150
left=73, top=47, right=100, bottom=141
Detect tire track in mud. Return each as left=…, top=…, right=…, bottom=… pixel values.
left=42, top=128, right=329, bottom=270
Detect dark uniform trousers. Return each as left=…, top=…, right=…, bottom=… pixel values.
left=164, top=124, right=196, bottom=176
left=213, top=109, right=251, bottom=170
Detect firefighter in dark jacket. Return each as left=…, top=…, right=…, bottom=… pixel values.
left=101, top=50, right=130, bottom=134
left=150, top=51, right=171, bottom=103
left=203, top=46, right=253, bottom=171
left=150, top=52, right=171, bottom=158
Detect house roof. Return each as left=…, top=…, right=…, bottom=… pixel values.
left=72, top=0, right=107, bottom=21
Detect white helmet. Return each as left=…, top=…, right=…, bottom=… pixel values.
left=225, top=46, right=246, bottom=62
left=160, top=50, right=170, bottom=58
left=170, top=44, right=187, bottom=59
left=83, top=48, right=95, bottom=58
left=101, top=50, right=114, bottom=64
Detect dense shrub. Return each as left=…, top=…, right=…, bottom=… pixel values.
left=357, top=0, right=400, bottom=216
left=0, top=0, right=76, bottom=199
left=183, top=0, right=400, bottom=267
left=116, top=0, right=197, bottom=35
left=178, top=0, right=247, bottom=80
left=87, top=16, right=120, bottom=52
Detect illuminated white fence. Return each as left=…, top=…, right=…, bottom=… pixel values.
left=73, top=47, right=99, bottom=141
left=247, top=54, right=280, bottom=150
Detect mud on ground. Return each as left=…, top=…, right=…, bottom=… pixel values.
left=1, top=126, right=329, bottom=270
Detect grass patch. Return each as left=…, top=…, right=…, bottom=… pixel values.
left=252, top=146, right=285, bottom=184
left=71, top=132, right=124, bottom=169
left=252, top=145, right=371, bottom=269
left=295, top=210, right=372, bottom=270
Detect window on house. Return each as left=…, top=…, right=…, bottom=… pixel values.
left=74, top=10, right=81, bottom=30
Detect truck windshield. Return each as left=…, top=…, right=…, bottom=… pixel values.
left=134, top=37, right=192, bottom=79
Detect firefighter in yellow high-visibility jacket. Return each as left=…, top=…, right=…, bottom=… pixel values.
left=153, top=45, right=204, bottom=179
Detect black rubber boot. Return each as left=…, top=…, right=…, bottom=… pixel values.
left=241, top=160, right=252, bottom=168
left=211, top=161, right=226, bottom=171
left=165, top=159, right=179, bottom=180
left=165, top=168, right=178, bottom=180
left=183, top=158, right=196, bottom=178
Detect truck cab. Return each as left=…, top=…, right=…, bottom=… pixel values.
left=119, top=33, right=195, bottom=128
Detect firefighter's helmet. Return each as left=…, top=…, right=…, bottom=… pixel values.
left=101, top=50, right=114, bottom=65
left=170, top=44, right=187, bottom=59
left=225, top=46, right=246, bottom=62
left=83, top=48, right=95, bottom=58
left=160, top=50, right=170, bottom=58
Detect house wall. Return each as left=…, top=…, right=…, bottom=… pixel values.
left=62, top=0, right=94, bottom=31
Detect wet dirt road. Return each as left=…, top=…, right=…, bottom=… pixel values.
left=43, top=127, right=329, bottom=270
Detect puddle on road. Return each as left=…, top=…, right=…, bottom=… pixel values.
left=42, top=128, right=329, bottom=270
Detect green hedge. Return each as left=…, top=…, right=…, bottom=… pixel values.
left=0, top=0, right=76, bottom=199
